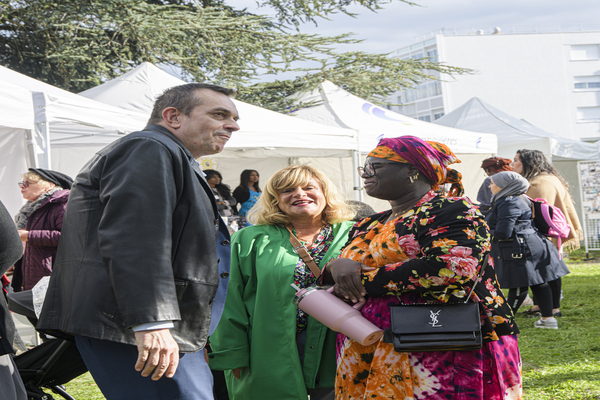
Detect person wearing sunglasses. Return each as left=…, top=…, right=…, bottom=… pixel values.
left=12, top=168, right=73, bottom=292
left=327, top=136, right=522, bottom=400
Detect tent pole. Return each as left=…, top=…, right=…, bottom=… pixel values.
left=31, top=92, right=52, bottom=169
left=352, top=150, right=363, bottom=201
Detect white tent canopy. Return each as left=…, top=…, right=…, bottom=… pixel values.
left=0, top=66, right=151, bottom=216
left=434, top=96, right=600, bottom=227
left=434, top=97, right=600, bottom=161
left=80, top=63, right=358, bottom=158
left=292, top=81, right=497, bottom=154
left=291, top=81, right=498, bottom=209
left=0, top=80, right=33, bottom=215
left=79, top=63, right=361, bottom=198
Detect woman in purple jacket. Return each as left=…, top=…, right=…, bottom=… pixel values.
left=12, top=168, right=72, bottom=291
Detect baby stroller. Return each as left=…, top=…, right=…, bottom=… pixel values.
left=8, top=290, right=88, bottom=400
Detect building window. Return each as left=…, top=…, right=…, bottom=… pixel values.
left=397, top=95, right=403, bottom=104
left=571, top=44, right=600, bottom=61
left=406, top=89, right=416, bottom=103
left=427, top=82, right=436, bottom=97
left=577, top=106, right=600, bottom=122
left=574, top=76, right=600, bottom=90
left=418, top=84, right=428, bottom=100
left=427, top=49, right=438, bottom=63
left=418, top=115, right=431, bottom=122
left=434, top=112, right=445, bottom=120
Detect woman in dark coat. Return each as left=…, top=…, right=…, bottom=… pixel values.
left=13, top=168, right=72, bottom=291
left=486, top=171, right=569, bottom=329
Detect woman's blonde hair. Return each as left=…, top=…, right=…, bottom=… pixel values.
left=247, top=165, right=355, bottom=226
left=23, top=172, right=57, bottom=190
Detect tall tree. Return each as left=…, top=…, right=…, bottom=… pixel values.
left=0, top=0, right=464, bottom=111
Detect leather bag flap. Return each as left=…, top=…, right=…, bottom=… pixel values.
left=389, top=302, right=480, bottom=335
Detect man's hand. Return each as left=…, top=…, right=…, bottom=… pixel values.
left=18, top=230, right=28, bottom=242
left=327, top=258, right=375, bottom=303
left=134, top=329, right=179, bottom=381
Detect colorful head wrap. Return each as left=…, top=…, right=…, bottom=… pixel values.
left=367, top=135, right=464, bottom=197
left=480, top=157, right=513, bottom=174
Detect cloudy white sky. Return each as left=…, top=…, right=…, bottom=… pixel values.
left=238, top=0, right=600, bottom=54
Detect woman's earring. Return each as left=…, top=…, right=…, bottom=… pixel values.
left=409, top=172, right=419, bottom=184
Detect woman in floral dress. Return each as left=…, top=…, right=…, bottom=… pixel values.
left=326, top=136, right=522, bottom=400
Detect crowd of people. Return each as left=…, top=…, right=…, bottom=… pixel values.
left=0, top=82, right=583, bottom=400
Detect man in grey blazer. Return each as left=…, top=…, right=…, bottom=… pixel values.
left=38, top=83, right=239, bottom=399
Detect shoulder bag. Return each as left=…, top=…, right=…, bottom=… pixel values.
left=383, top=254, right=489, bottom=352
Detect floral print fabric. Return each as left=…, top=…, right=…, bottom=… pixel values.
left=292, top=225, right=334, bottom=335
left=335, top=191, right=522, bottom=399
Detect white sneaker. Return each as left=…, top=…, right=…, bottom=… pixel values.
left=534, top=317, right=558, bottom=329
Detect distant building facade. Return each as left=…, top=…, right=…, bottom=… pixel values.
left=388, top=25, right=600, bottom=141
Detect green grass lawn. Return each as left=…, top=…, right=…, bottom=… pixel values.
left=53, top=255, right=600, bottom=399
left=517, top=252, right=600, bottom=399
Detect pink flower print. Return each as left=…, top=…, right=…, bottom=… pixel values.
left=438, top=246, right=478, bottom=277
left=396, top=234, right=420, bottom=257
left=426, top=226, right=449, bottom=237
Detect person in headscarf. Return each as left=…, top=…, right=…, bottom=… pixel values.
left=477, top=157, right=513, bottom=216
left=12, top=168, right=73, bottom=291
left=325, top=136, right=522, bottom=400
left=486, top=171, right=569, bottom=329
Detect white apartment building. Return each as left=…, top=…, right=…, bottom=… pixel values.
left=388, top=25, right=600, bottom=141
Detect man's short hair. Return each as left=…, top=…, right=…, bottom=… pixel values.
left=148, top=83, right=236, bottom=124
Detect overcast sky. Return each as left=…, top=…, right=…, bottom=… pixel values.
left=238, top=0, right=600, bottom=54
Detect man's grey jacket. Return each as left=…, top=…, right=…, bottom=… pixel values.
left=38, top=124, right=231, bottom=352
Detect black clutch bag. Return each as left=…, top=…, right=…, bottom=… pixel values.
left=383, top=254, right=489, bottom=352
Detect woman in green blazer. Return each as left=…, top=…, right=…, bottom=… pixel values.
left=209, top=165, right=357, bottom=400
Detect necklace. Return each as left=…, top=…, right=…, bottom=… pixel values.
left=386, top=204, right=417, bottom=223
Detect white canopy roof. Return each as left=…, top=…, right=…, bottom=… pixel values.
left=434, top=97, right=600, bottom=161
left=0, top=80, right=33, bottom=215
left=0, top=65, right=149, bottom=147
left=291, top=81, right=497, bottom=154
left=0, top=79, right=35, bottom=131
left=80, top=63, right=359, bottom=158
left=0, top=66, right=152, bottom=215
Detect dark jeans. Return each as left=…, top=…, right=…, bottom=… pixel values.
left=75, top=335, right=214, bottom=400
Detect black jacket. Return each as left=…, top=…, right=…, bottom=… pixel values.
left=232, top=185, right=250, bottom=205
left=486, top=195, right=568, bottom=288
left=1, top=200, right=24, bottom=356
left=38, top=125, right=225, bottom=352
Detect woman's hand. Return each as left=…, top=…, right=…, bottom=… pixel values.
left=327, top=258, right=375, bottom=303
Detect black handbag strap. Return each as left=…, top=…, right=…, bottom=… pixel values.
left=465, top=253, right=489, bottom=303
